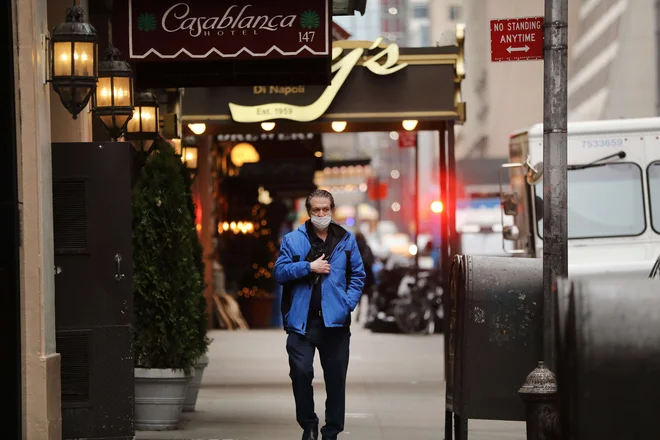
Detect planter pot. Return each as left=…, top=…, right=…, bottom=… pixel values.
left=134, top=368, right=193, bottom=430
left=242, top=295, right=276, bottom=328
left=183, top=354, right=209, bottom=412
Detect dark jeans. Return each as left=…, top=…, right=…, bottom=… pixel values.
left=286, top=316, right=351, bottom=439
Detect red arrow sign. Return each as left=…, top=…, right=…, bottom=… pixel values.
left=490, top=17, right=544, bottom=62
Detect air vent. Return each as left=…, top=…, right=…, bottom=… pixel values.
left=56, top=331, right=90, bottom=405
left=53, top=181, right=88, bottom=252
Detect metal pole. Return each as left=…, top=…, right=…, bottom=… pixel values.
left=519, top=4, right=567, bottom=439
left=198, top=134, right=215, bottom=329
left=447, top=122, right=458, bottom=264
left=414, top=139, right=420, bottom=276
left=542, top=0, right=568, bottom=372
left=439, top=126, right=450, bottom=380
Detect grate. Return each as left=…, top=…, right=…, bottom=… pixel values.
left=56, top=330, right=90, bottom=404
left=53, top=180, right=88, bottom=252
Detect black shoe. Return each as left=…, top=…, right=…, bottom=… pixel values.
left=302, top=427, right=318, bottom=440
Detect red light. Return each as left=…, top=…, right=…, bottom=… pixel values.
left=431, top=201, right=444, bottom=213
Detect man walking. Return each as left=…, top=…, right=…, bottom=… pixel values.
left=274, top=189, right=366, bottom=440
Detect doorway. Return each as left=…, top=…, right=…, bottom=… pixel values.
left=0, top=0, right=23, bottom=438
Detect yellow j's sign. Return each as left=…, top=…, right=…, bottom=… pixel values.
left=228, top=37, right=409, bottom=123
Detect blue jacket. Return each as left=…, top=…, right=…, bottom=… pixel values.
left=274, top=222, right=366, bottom=335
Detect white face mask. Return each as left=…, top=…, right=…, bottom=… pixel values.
left=311, top=215, right=332, bottom=230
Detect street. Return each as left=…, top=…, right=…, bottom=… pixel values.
left=136, top=324, right=526, bottom=440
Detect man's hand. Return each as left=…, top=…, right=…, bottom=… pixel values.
left=310, top=254, right=330, bottom=274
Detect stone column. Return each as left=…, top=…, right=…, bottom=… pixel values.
left=14, top=0, right=59, bottom=438
left=15, top=0, right=93, bottom=438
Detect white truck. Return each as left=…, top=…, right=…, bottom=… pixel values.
left=500, top=117, right=660, bottom=277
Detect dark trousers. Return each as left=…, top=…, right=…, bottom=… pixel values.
left=286, top=317, right=350, bottom=439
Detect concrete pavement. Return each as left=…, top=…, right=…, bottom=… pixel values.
left=136, top=323, right=526, bottom=440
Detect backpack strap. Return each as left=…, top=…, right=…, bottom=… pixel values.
left=343, top=250, right=353, bottom=327
left=280, top=255, right=301, bottom=330
left=345, top=250, right=352, bottom=289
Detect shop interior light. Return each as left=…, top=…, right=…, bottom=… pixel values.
left=402, top=120, right=418, bottom=131
left=431, top=200, right=444, bottom=213
left=188, top=123, right=206, bottom=135
left=331, top=121, right=347, bottom=132
left=219, top=221, right=255, bottom=234
left=230, top=142, right=260, bottom=167
left=261, top=122, right=276, bottom=131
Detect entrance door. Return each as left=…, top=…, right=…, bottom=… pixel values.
left=52, top=142, right=134, bottom=440
left=1, top=0, right=21, bottom=437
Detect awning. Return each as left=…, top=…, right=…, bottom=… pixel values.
left=182, top=27, right=466, bottom=134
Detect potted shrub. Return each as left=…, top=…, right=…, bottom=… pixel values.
left=132, top=140, right=206, bottom=430
left=183, top=295, right=211, bottom=412
left=179, top=160, right=211, bottom=412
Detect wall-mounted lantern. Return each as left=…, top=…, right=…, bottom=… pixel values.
left=93, top=46, right=134, bottom=140
left=125, top=92, right=159, bottom=152
left=49, top=6, right=99, bottom=119
left=181, top=143, right=199, bottom=170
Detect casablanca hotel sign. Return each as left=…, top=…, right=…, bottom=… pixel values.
left=114, top=0, right=331, bottom=61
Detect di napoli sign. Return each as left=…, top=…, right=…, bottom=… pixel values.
left=114, top=0, right=331, bottom=61
left=490, top=17, right=544, bottom=62
left=229, top=37, right=408, bottom=123
left=182, top=37, right=466, bottom=127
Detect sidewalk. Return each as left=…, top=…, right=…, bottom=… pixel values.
left=136, top=323, right=525, bottom=440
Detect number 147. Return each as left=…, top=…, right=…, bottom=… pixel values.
left=298, top=31, right=315, bottom=42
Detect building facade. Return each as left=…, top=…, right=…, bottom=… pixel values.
left=434, top=0, right=546, bottom=159
left=429, top=0, right=463, bottom=46
left=407, top=0, right=431, bottom=47
left=431, top=0, right=658, bottom=158
left=333, top=0, right=383, bottom=40
left=429, top=0, right=589, bottom=159
left=568, top=0, right=657, bottom=120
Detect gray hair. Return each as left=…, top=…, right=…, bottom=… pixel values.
left=305, top=189, right=335, bottom=214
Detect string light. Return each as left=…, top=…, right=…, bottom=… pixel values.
left=218, top=221, right=254, bottom=234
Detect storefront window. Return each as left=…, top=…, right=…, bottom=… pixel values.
left=536, top=163, right=646, bottom=239
left=649, top=161, right=660, bottom=233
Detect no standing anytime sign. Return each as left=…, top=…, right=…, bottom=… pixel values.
left=490, top=17, right=544, bottom=62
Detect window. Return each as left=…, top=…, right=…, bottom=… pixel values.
left=419, top=24, right=430, bottom=46
left=449, top=5, right=462, bottom=21
left=536, top=163, right=646, bottom=239
left=413, top=5, right=429, bottom=18
left=649, top=161, right=660, bottom=233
